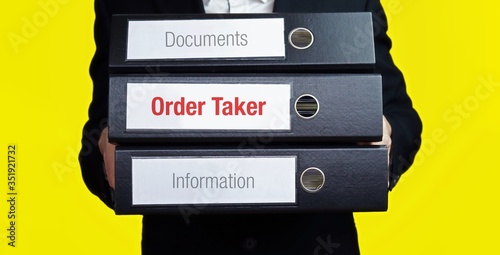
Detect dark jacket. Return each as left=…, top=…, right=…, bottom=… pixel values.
left=79, top=0, right=422, bottom=254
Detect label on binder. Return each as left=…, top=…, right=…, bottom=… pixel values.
left=126, top=83, right=291, bottom=130
left=131, top=157, right=297, bottom=205
left=127, top=18, right=285, bottom=60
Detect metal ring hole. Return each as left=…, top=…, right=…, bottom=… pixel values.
left=295, top=94, right=319, bottom=119
left=289, top=28, right=314, bottom=49
left=300, top=167, right=325, bottom=193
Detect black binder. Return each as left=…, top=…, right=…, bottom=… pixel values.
left=108, top=74, right=382, bottom=143
left=114, top=145, right=388, bottom=214
left=109, top=13, right=375, bottom=73
left=108, top=12, right=389, bottom=215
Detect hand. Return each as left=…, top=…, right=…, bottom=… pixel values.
left=361, top=116, right=392, bottom=188
left=370, top=116, right=392, bottom=165
left=98, top=127, right=116, bottom=189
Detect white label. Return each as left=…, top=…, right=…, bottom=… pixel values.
left=126, top=83, right=291, bottom=130
left=132, top=157, right=296, bottom=205
left=127, top=18, right=285, bottom=60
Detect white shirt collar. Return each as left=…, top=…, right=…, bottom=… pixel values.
left=204, top=0, right=270, bottom=4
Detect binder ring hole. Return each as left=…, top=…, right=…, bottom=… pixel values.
left=289, top=28, right=314, bottom=49
left=295, top=94, right=319, bottom=119
left=300, top=167, right=325, bottom=193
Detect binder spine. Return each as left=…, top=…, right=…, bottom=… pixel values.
left=109, top=13, right=375, bottom=73
left=108, top=74, right=382, bottom=143
left=114, top=146, right=388, bottom=214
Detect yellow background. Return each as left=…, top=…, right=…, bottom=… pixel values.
left=1, top=0, right=499, bottom=254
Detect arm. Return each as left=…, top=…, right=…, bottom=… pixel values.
left=366, top=0, right=422, bottom=189
left=79, top=0, right=204, bottom=209
left=79, top=0, right=114, bottom=209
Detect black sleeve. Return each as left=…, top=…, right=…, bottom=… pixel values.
left=365, top=0, right=423, bottom=189
left=78, top=0, right=203, bottom=209
left=79, top=0, right=114, bottom=209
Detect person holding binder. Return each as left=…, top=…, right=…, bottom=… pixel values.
left=79, top=0, right=422, bottom=254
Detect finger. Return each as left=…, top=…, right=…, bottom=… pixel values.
left=99, top=127, right=116, bottom=189
left=105, top=144, right=116, bottom=189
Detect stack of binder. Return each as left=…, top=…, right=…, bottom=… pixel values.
left=108, top=13, right=388, bottom=214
